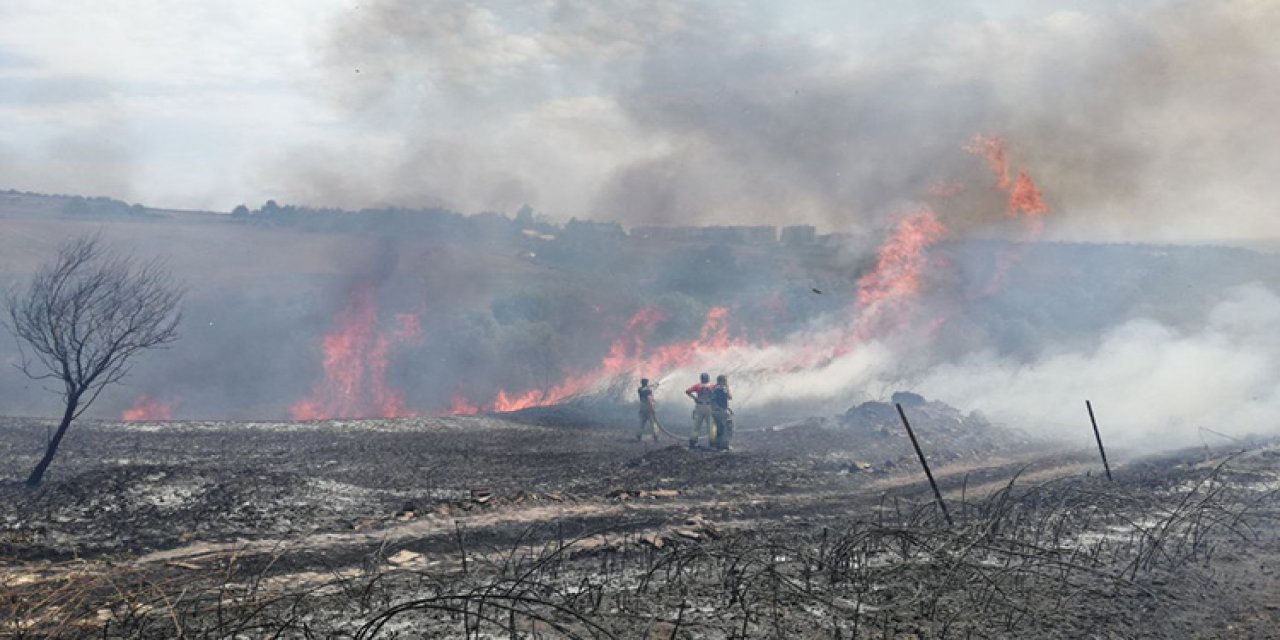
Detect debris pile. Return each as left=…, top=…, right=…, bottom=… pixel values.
left=841, top=392, right=1032, bottom=450
left=738, top=392, right=1040, bottom=475
left=639, top=514, right=723, bottom=549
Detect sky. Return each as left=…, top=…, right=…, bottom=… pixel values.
left=0, top=0, right=1275, bottom=242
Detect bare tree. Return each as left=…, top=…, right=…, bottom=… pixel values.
left=4, top=235, right=184, bottom=486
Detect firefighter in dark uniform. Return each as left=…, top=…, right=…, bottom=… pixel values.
left=711, top=374, right=733, bottom=450
left=636, top=378, right=659, bottom=442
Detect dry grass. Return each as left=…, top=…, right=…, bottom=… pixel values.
left=4, top=455, right=1275, bottom=639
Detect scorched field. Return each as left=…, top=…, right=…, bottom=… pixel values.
left=2, top=409, right=1279, bottom=639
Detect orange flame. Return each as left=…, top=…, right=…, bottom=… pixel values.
left=855, top=209, right=947, bottom=315
left=965, top=134, right=1052, bottom=222
left=448, top=393, right=482, bottom=416
left=1008, top=171, right=1049, bottom=219
left=457, top=305, right=748, bottom=414
left=965, top=134, right=1011, bottom=190
left=805, top=208, right=950, bottom=361
left=122, top=394, right=176, bottom=421
left=966, top=133, right=1054, bottom=293
left=291, top=285, right=421, bottom=420
left=443, top=133, right=1055, bottom=416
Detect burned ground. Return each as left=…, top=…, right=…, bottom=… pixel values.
left=0, top=402, right=1040, bottom=560
left=1, top=414, right=1278, bottom=638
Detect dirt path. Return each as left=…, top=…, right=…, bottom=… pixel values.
left=134, top=449, right=1093, bottom=567
left=2, top=447, right=1097, bottom=598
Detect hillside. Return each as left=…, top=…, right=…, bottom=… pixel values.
left=2, top=191, right=1278, bottom=424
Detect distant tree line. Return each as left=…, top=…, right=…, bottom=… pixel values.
left=229, top=199, right=556, bottom=242
left=61, top=197, right=152, bottom=217
left=1, top=189, right=155, bottom=218
left=225, top=199, right=840, bottom=255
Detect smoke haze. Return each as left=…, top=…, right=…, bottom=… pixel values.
left=273, top=0, right=1280, bottom=242
left=915, top=285, right=1280, bottom=447
left=651, top=282, right=1280, bottom=449
left=2, top=1, right=1275, bottom=241
left=1, top=1, right=1279, bottom=454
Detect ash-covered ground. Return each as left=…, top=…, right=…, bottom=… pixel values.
left=2, top=402, right=1278, bottom=638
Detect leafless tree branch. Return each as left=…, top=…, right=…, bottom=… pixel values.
left=3, top=233, right=184, bottom=485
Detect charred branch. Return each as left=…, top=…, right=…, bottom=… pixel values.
left=3, top=234, right=184, bottom=486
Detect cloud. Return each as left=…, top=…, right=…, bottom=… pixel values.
left=0, top=48, right=35, bottom=70
left=0, top=76, right=117, bottom=106
left=0, top=0, right=343, bottom=206
left=0, top=123, right=136, bottom=199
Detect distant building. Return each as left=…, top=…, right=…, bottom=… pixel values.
left=631, top=224, right=777, bottom=244
left=736, top=226, right=779, bottom=244
left=781, top=225, right=817, bottom=245
left=562, top=219, right=626, bottom=243
left=816, top=232, right=854, bottom=248
left=466, top=212, right=518, bottom=238
left=631, top=226, right=700, bottom=242
left=520, top=229, right=557, bottom=242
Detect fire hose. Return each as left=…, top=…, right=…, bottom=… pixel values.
left=640, top=381, right=686, bottom=441
left=653, top=408, right=734, bottom=442
left=649, top=412, right=686, bottom=441
left=644, top=377, right=733, bottom=442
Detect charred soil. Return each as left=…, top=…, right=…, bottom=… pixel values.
left=1, top=414, right=1278, bottom=638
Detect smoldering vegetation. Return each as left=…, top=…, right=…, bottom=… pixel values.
left=4, top=1, right=1280, bottom=637
left=4, top=191, right=1280, bottom=450
left=5, top=0, right=1280, bottom=449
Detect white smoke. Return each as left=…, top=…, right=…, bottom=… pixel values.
left=647, top=284, right=1280, bottom=451
left=913, top=284, right=1280, bottom=449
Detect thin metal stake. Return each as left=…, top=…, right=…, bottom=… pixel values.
left=896, top=403, right=953, bottom=526
left=455, top=520, right=469, bottom=574
left=1085, top=400, right=1113, bottom=481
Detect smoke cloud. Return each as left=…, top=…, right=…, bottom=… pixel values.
left=3, top=2, right=1279, bottom=457
left=678, top=283, right=1280, bottom=450
left=914, top=284, right=1280, bottom=448
left=279, top=0, right=1280, bottom=243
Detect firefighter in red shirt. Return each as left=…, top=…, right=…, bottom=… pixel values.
left=685, top=372, right=717, bottom=449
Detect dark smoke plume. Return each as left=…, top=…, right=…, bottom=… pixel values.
left=281, top=0, right=1279, bottom=242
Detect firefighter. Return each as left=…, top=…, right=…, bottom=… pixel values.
left=684, top=372, right=716, bottom=449
left=711, top=374, right=733, bottom=450
left=636, top=378, right=659, bottom=442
